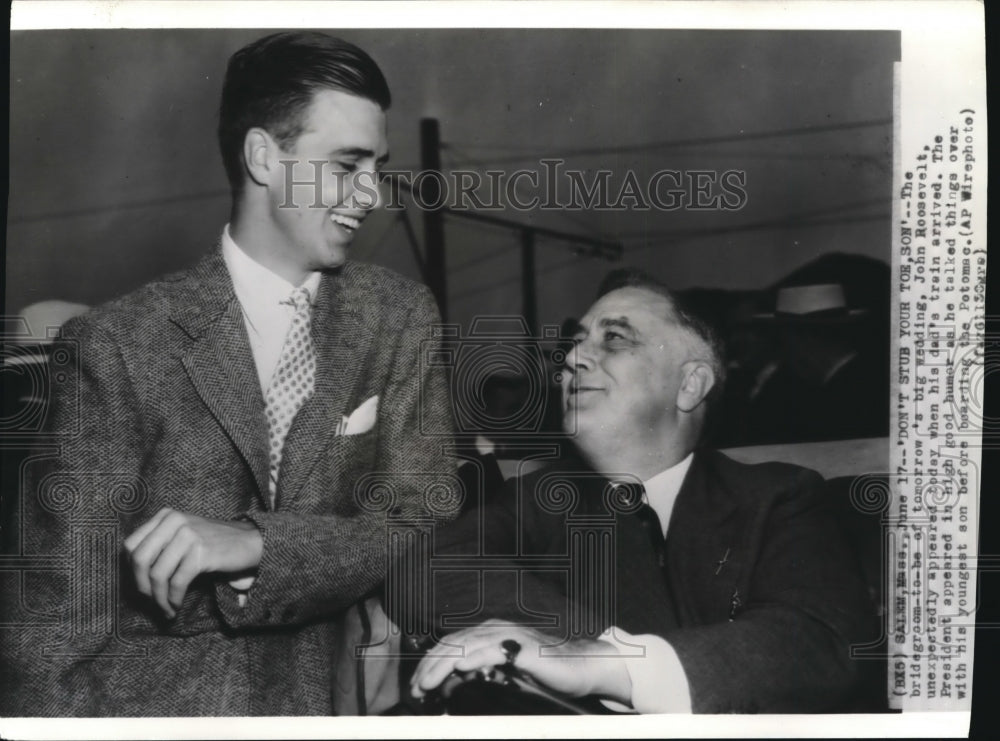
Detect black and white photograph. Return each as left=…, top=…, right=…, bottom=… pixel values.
left=0, top=2, right=986, bottom=738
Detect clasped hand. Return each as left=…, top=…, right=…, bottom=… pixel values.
left=410, top=619, right=632, bottom=706
left=123, top=508, right=263, bottom=618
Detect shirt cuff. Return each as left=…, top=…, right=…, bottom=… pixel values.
left=229, top=575, right=256, bottom=607
left=229, top=575, right=256, bottom=591
left=597, top=626, right=693, bottom=714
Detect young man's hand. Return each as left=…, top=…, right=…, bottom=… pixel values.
left=123, top=508, right=263, bottom=618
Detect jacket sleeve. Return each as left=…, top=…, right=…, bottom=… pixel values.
left=389, top=461, right=873, bottom=713
left=214, top=285, right=459, bottom=629
left=664, top=469, right=875, bottom=713
left=386, top=474, right=581, bottom=648
left=0, top=319, right=216, bottom=715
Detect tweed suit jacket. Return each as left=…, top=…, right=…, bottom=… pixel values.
left=0, top=249, right=455, bottom=716
left=399, top=449, right=875, bottom=713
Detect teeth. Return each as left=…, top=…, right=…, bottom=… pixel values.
left=330, top=213, right=361, bottom=230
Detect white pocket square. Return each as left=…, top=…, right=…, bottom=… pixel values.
left=338, top=395, right=379, bottom=436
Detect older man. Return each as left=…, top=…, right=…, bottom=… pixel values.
left=400, top=268, right=873, bottom=714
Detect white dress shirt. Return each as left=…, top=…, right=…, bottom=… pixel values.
left=220, top=224, right=322, bottom=394
left=641, top=452, right=693, bottom=539
left=220, top=225, right=321, bottom=595
left=600, top=452, right=695, bottom=713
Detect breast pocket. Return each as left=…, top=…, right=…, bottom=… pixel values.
left=324, top=430, right=380, bottom=515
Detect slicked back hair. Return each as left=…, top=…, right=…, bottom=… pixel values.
left=218, top=31, right=391, bottom=192
left=596, top=267, right=727, bottom=404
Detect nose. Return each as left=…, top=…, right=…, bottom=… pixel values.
left=564, top=339, right=594, bottom=376
left=349, top=169, right=381, bottom=210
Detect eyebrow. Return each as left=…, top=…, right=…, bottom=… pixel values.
left=329, top=147, right=391, bottom=166
left=573, top=316, right=639, bottom=339
left=598, top=316, right=638, bottom=335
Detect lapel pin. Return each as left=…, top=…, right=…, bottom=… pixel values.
left=729, top=588, right=742, bottom=621
left=714, top=547, right=731, bottom=575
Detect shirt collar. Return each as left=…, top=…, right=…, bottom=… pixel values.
left=221, top=224, right=321, bottom=326
left=642, top=452, right=694, bottom=538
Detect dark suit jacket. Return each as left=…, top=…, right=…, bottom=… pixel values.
left=396, top=449, right=874, bottom=713
left=0, top=249, right=455, bottom=716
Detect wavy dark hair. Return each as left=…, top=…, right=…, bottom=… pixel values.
left=218, top=32, right=391, bottom=192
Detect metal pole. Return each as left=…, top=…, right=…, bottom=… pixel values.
left=391, top=177, right=623, bottom=260
left=521, top=229, right=538, bottom=335
left=420, top=118, right=447, bottom=319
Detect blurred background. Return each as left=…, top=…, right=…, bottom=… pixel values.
left=5, top=28, right=899, bottom=450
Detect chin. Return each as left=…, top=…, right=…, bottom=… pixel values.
left=561, top=406, right=580, bottom=436
left=564, top=414, right=599, bottom=441
left=572, top=415, right=625, bottom=445
left=318, top=245, right=349, bottom=269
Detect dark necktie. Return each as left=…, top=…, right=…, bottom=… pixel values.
left=608, top=482, right=677, bottom=634
left=637, top=502, right=666, bottom=569
left=610, top=482, right=665, bottom=567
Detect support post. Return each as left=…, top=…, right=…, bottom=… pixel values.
left=420, top=118, right=447, bottom=319
left=521, top=229, right=538, bottom=335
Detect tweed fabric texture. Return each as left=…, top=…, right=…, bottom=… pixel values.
left=265, top=286, right=316, bottom=505
left=396, top=450, right=875, bottom=713
left=0, top=249, right=457, bottom=716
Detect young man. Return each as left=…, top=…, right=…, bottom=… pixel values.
left=1, top=32, right=454, bottom=716
left=401, top=269, right=874, bottom=713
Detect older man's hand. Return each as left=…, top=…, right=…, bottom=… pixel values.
left=410, top=619, right=632, bottom=705
left=123, top=508, right=264, bottom=618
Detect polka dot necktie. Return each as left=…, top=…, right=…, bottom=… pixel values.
left=264, top=286, right=316, bottom=507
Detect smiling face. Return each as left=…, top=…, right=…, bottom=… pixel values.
left=562, top=287, right=703, bottom=462
left=243, top=88, right=389, bottom=284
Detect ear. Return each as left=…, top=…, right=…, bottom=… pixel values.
left=676, top=360, right=716, bottom=413
left=242, top=127, right=277, bottom=187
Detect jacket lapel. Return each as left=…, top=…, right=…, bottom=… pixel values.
left=276, top=267, right=375, bottom=505
left=172, top=250, right=271, bottom=505
left=562, top=468, right=676, bottom=636
left=665, top=450, right=743, bottom=625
